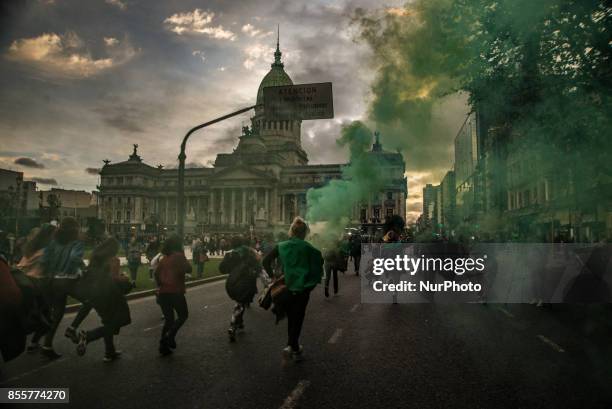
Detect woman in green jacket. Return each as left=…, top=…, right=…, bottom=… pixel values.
left=262, top=217, right=323, bottom=362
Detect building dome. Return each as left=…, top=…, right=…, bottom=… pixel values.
left=256, top=34, right=292, bottom=106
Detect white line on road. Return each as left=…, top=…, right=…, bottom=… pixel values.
left=143, top=324, right=163, bottom=332
left=497, top=307, right=514, bottom=318
left=279, top=380, right=311, bottom=409
left=350, top=304, right=359, bottom=313
left=537, top=335, right=565, bottom=353
left=328, top=328, right=343, bottom=344
left=2, top=358, right=67, bottom=384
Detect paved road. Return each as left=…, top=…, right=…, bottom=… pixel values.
left=2, top=265, right=612, bottom=409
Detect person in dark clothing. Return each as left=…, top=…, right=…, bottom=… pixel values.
left=0, top=248, right=25, bottom=362
left=155, top=235, right=191, bottom=356
left=70, top=238, right=131, bottom=362
left=349, top=235, right=362, bottom=275
left=127, top=237, right=141, bottom=287
left=40, top=217, right=86, bottom=359
left=193, top=237, right=208, bottom=279
left=323, top=240, right=348, bottom=298
left=262, top=217, right=323, bottom=362
left=220, top=236, right=261, bottom=342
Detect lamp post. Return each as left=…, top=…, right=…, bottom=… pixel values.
left=177, top=104, right=258, bottom=239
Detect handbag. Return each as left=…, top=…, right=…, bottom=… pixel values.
left=258, top=275, right=288, bottom=310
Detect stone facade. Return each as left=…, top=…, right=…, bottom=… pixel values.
left=98, top=44, right=407, bottom=236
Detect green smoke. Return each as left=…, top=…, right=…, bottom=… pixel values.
left=353, top=0, right=611, bottom=176
left=306, top=121, right=387, bottom=246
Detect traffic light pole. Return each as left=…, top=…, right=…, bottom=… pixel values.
left=177, top=104, right=259, bottom=239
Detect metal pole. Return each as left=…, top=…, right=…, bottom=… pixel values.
left=177, top=104, right=258, bottom=239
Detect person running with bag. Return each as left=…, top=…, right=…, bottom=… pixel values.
left=155, top=235, right=191, bottom=356
left=71, top=238, right=131, bottom=362
left=262, top=217, right=323, bottom=362
left=220, top=236, right=262, bottom=342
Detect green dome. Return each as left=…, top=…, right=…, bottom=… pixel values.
left=256, top=40, right=292, bottom=105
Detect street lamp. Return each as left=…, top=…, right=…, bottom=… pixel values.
left=177, top=104, right=259, bottom=239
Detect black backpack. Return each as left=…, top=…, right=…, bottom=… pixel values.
left=221, top=247, right=258, bottom=303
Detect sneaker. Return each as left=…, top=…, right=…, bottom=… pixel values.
left=283, top=345, right=303, bottom=356
left=228, top=328, right=236, bottom=342
left=168, top=337, right=177, bottom=349
left=41, top=347, right=62, bottom=360
left=27, top=343, right=40, bottom=353
left=159, top=342, right=173, bottom=356
left=324, top=287, right=329, bottom=298
left=292, top=349, right=304, bottom=362
left=65, top=326, right=78, bottom=344
left=76, top=330, right=87, bottom=356
left=103, top=350, right=122, bottom=363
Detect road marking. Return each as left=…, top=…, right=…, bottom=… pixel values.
left=350, top=304, right=359, bottom=313
left=328, top=328, right=343, bottom=344
left=144, top=323, right=163, bottom=332
left=537, top=335, right=565, bottom=353
left=279, top=380, right=310, bottom=409
left=2, top=358, right=67, bottom=384
left=497, top=307, right=514, bottom=318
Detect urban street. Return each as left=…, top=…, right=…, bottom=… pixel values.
left=2, top=265, right=612, bottom=409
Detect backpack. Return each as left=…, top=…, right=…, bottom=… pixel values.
left=221, top=247, right=258, bottom=303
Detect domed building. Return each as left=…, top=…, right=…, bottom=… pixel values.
left=98, top=40, right=407, bottom=236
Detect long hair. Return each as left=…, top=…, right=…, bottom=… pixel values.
left=89, top=237, right=120, bottom=273
left=55, top=217, right=80, bottom=245
left=288, top=217, right=308, bottom=240
left=23, top=224, right=56, bottom=258
left=161, top=234, right=183, bottom=256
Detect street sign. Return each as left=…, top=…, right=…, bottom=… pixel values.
left=263, top=82, right=334, bottom=120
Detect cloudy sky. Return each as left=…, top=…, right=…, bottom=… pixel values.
left=0, top=0, right=469, bottom=222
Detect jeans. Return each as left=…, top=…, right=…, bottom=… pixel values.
left=286, top=290, right=311, bottom=352
left=128, top=265, right=138, bottom=282
left=158, top=293, right=188, bottom=342
left=325, top=267, right=339, bottom=294
left=71, top=303, right=93, bottom=329
left=44, top=279, right=82, bottom=348
left=230, top=303, right=246, bottom=330
left=86, top=325, right=115, bottom=355
left=196, top=262, right=204, bottom=278
left=353, top=255, right=361, bottom=275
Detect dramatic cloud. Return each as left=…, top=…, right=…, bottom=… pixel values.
left=14, top=157, right=45, bottom=168
left=85, top=167, right=100, bottom=175
left=241, top=24, right=272, bottom=38
left=164, top=9, right=236, bottom=40
left=5, top=32, right=137, bottom=78
left=30, top=177, right=58, bottom=185
left=243, top=43, right=274, bottom=70
left=105, top=0, right=127, bottom=11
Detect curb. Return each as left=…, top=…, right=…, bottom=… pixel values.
left=65, top=274, right=228, bottom=313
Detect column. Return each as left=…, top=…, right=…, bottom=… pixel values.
left=265, top=189, right=269, bottom=224
left=209, top=189, right=215, bottom=224
left=293, top=193, right=298, bottom=220
left=231, top=189, right=236, bottom=226
left=164, top=197, right=169, bottom=224
left=241, top=189, right=246, bottom=226
left=280, top=194, right=284, bottom=224
left=219, top=188, right=225, bottom=225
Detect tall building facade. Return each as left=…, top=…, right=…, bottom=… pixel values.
left=98, top=43, right=407, bottom=236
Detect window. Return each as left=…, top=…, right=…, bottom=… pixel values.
left=126, top=211, right=131, bottom=221
left=387, top=192, right=393, bottom=200
left=117, top=197, right=122, bottom=204
left=386, top=208, right=394, bottom=217
left=116, top=211, right=121, bottom=221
